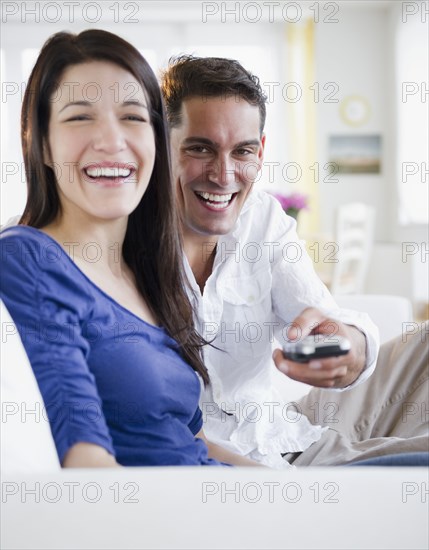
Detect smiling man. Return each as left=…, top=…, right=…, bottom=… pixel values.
left=170, top=92, right=265, bottom=293
left=161, top=56, right=428, bottom=468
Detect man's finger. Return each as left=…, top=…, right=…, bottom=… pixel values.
left=288, top=307, right=326, bottom=340
left=273, top=348, right=349, bottom=386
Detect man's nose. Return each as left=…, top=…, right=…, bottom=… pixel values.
left=92, top=118, right=126, bottom=154
left=207, top=156, right=238, bottom=187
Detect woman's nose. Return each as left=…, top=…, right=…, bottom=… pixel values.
left=91, top=118, right=126, bottom=154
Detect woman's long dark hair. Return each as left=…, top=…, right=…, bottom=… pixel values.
left=20, top=29, right=209, bottom=384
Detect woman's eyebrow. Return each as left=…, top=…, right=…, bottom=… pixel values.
left=59, top=100, right=92, bottom=113
left=121, top=100, right=149, bottom=111
left=58, top=99, right=149, bottom=113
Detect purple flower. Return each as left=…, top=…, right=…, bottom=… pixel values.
left=270, top=192, right=308, bottom=212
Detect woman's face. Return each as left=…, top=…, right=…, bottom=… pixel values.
left=46, top=61, right=156, bottom=223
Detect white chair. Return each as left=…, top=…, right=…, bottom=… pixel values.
left=330, top=202, right=375, bottom=295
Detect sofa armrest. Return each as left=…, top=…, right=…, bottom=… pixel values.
left=334, top=294, right=413, bottom=344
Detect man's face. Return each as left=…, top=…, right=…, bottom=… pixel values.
left=170, top=95, right=265, bottom=242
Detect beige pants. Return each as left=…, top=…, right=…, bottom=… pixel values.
left=284, top=322, right=429, bottom=465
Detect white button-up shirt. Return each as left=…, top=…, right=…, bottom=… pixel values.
left=184, top=190, right=380, bottom=469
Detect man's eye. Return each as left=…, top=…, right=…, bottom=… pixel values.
left=187, top=146, right=210, bottom=154
left=235, top=148, right=253, bottom=156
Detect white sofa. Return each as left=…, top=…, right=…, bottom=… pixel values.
left=1, top=296, right=428, bottom=550
left=2, top=466, right=428, bottom=550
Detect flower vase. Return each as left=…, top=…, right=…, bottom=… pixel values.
left=285, top=207, right=299, bottom=220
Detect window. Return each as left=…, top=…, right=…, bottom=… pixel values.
left=395, top=11, right=428, bottom=225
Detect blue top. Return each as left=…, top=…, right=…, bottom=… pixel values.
left=0, top=226, right=224, bottom=467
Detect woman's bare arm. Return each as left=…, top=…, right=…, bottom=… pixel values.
left=62, top=442, right=120, bottom=468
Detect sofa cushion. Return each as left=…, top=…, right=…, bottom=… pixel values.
left=1, top=301, right=60, bottom=472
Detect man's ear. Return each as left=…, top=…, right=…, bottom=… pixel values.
left=258, top=134, right=266, bottom=168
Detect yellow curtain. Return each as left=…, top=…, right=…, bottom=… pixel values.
left=285, top=19, right=319, bottom=236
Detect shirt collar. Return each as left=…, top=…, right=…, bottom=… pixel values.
left=227, top=186, right=262, bottom=241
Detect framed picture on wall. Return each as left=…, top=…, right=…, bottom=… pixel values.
left=328, top=135, right=382, bottom=174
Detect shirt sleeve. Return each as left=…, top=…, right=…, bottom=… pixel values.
left=266, top=195, right=380, bottom=390
left=0, top=229, right=115, bottom=463
left=188, top=406, right=203, bottom=435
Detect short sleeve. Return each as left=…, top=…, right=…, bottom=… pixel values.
left=0, top=228, right=115, bottom=463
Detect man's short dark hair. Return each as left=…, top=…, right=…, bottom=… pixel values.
left=161, top=55, right=267, bottom=134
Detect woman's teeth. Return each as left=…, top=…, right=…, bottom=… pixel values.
left=85, top=167, right=131, bottom=178
left=196, top=191, right=233, bottom=209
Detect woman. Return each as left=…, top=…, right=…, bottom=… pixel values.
left=0, top=30, right=257, bottom=468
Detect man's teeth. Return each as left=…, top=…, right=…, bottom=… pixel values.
left=85, top=167, right=131, bottom=178
left=196, top=192, right=233, bottom=203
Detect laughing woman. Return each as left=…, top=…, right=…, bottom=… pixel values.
left=0, top=30, right=257, bottom=468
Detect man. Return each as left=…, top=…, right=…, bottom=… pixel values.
left=161, top=55, right=428, bottom=468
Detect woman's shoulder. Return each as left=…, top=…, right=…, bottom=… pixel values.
left=1, top=225, right=94, bottom=313
left=1, top=224, right=61, bottom=250
left=1, top=225, right=71, bottom=276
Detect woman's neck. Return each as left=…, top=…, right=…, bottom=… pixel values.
left=41, top=214, right=128, bottom=277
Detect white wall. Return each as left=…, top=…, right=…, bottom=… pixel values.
left=315, top=5, right=390, bottom=241
left=313, top=2, right=428, bottom=306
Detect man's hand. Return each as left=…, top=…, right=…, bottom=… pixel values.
left=273, top=307, right=367, bottom=388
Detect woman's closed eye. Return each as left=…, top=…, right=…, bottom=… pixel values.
left=63, top=114, right=148, bottom=123
left=122, top=114, right=148, bottom=122
left=64, top=114, right=91, bottom=122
